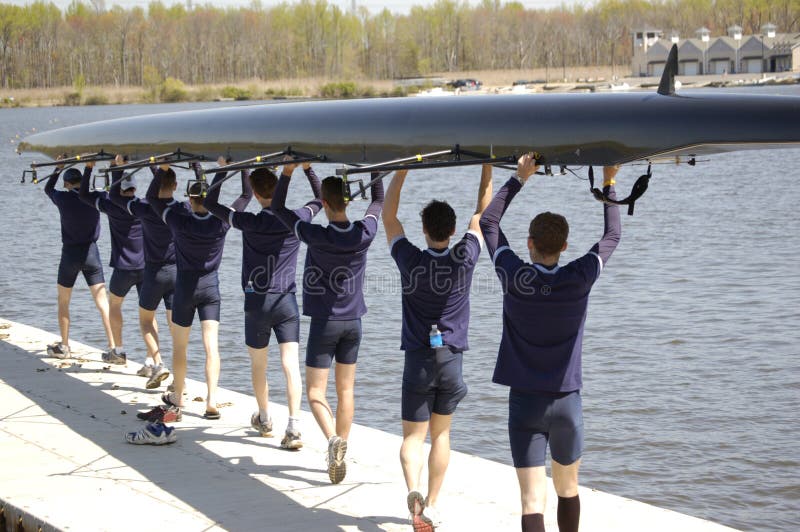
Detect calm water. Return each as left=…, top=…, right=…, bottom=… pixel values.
left=2, top=89, right=799, bottom=531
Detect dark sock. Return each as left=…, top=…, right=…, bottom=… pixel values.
left=521, top=513, right=545, bottom=532
left=557, top=495, right=581, bottom=532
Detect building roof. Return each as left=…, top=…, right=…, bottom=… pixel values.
left=645, top=40, right=671, bottom=59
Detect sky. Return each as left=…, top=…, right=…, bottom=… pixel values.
left=7, top=0, right=586, bottom=15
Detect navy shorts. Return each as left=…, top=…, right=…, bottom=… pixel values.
left=57, top=242, right=104, bottom=288
left=171, top=270, right=221, bottom=328
left=244, top=292, right=300, bottom=349
left=306, top=318, right=362, bottom=368
left=402, top=348, right=467, bottom=422
left=138, top=262, right=176, bottom=312
left=508, top=389, right=583, bottom=468
left=109, top=268, right=144, bottom=298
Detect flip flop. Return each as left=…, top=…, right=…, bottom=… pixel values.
left=204, top=409, right=221, bottom=420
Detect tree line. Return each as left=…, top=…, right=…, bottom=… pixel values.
left=1, top=0, right=797, bottom=90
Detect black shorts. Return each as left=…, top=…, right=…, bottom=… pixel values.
left=508, top=389, right=583, bottom=468
left=402, top=348, right=467, bottom=422
left=171, top=270, right=221, bottom=327
left=57, top=242, right=104, bottom=288
left=109, top=268, right=144, bottom=298
left=305, top=318, right=361, bottom=368
left=138, top=262, right=176, bottom=312
left=244, top=292, right=300, bottom=349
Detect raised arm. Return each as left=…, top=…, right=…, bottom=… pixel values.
left=296, top=164, right=323, bottom=221
left=203, top=162, right=233, bottom=222
left=382, top=170, right=407, bottom=244
left=44, top=169, right=60, bottom=200
left=591, top=166, right=622, bottom=265
left=304, top=164, right=322, bottom=199
left=364, top=172, right=384, bottom=220
left=468, top=164, right=494, bottom=236
left=479, top=153, right=539, bottom=259
left=78, top=164, right=100, bottom=207
left=230, top=169, right=253, bottom=212
left=146, top=165, right=169, bottom=218
left=272, top=166, right=301, bottom=232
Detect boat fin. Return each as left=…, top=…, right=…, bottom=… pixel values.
left=658, top=44, right=679, bottom=96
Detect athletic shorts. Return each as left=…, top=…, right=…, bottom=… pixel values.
left=402, top=348, right=467, bottom=422
left=109, top=268, right=144, bottom=298
left=244, top=292, right=300, bottom=349
left=171, top=270, right=221, bottom=328
left=508, top=389, right=583, bottom=468
left=57, top=242, right=104, bottom=288
left=306, top=318, right=361, bottom=368
left=138, top=262, right=177, bottom=312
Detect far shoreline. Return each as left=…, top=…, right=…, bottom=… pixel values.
left=2, top=67, right=797, bottom=109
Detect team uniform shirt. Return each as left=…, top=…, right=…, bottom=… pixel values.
left=109, top=168, right=188, bottom=265
left=78, top=167, right=144, bottom=270
left=272, top=173, right=384, bottom=320
left=44, top=170, right=100, bottom=245
left=479, top=177, right=621, bottom=393
left=390, top=232, right=482, bottom=352
left=148, top=167, right=252, bottom=273
left=205, top=168, right=322, bottom=292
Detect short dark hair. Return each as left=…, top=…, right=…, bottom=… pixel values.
left=187, top=181, right=204, bottom=197
left=62, top=168, right=82, bottom=183
left=321, top=176, right=346, bottom=212
left=249, top=167, right=278, bottom=199
left=160, top=168, right=177, bottom=191
left=420, top=200, right=456, bottom=242
left=529, top=212, right=569, bottom=255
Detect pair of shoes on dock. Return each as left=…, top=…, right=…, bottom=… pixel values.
left=250, top=412, right=303, bottom=450
left=137, top=362, right=171, bottom=389
left=407, top=491, right=442, bottom=531
left=46, top=342, right=70, bottom=359
left=125, top=422, right=176, bottom=445
left=327, top=435, right=347, bottom=484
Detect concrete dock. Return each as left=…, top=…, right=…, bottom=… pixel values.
left=0, top=318, right=738, bottom=531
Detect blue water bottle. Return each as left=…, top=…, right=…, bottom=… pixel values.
left=429, top=324, right=443, bottom=348
left=245, top=281, right=255, bottom=294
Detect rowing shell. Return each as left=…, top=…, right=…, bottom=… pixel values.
left=18, top=90, right=800, bottom=167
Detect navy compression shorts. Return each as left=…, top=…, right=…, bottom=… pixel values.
left=402, top=347, right=468, bottom=422
left=138, top=262, right=176, bottom=311
left=57, top=242, right=104, bottom=288
left=244, top=292, right=300, bottom=349
left=306, top=318, right=362, bottom=368
left=171, top=270, right=221, bottom=327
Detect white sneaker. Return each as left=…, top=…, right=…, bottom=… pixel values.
left=125, top=422, right=177, bottom=445
left=326, top=435, right=347, bottom=484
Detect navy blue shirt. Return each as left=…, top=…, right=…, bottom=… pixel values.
left=272, top=173, right=384, bottom=320
left=45, top=169, right=101, bottom=245
left=390, top=232, right=482, bottom=352
left=149, top=167, right=252, bottom=273
left=110, top=168, right=187, bottom=265
left=205, top=168, right=322, bottom=293
left=479, top=177, right=621, bottom=393
left=79, top=167, right=144, bottom=270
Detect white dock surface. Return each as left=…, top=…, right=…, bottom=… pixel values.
left=0, top=318, right=738, bottom=531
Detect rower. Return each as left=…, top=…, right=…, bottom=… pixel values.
left=272, top=166, right=384, bottom=484
left=43, top=162, right=115, bottom=360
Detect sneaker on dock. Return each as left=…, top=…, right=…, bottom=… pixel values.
left=136, top=364, right=154, bottom=378
left=407, top=491, right=432, bottom=532
left=250, top=412, right=273, bottom=437
left=46, top=342, right=70, bottom=360
left=102, top=347, right=127, bottom=365
left=137, top=405, right=182, bottom=423
left=145, top=365, right=170, bottom=390
left=280, top=429, right=303, bottom=450
left=125, top=422, right=177, bottom=445
left=326, top=435, right=347, bottom=484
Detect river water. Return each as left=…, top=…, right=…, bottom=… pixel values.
left=1, top=88, right=798, bottom=531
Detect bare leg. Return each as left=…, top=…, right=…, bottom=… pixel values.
left=278, top=341, right=302, bottom=417
left=89, top=283, right=114, bottom=350
left=425, top=413, right=453, bottom=508
left=138, top=307, right=162, bottom=365
left=306, top=366, right=334, bottom=439
left=201, top=319, right=220, bottom=411
left=334, top=362, right=356, bottom=439
left=171, top=324, right=190, bottom=407
left=516, top=466, right=548, bottom=516
left=400, top=420, right=429, bottom=493
left=56, top=284, right=73, bottom=346
left=108, top=292, right=125, bottom=349
left=551, top=459, right=580, bottom=498
left=248, top=345, right=269, bottom=413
